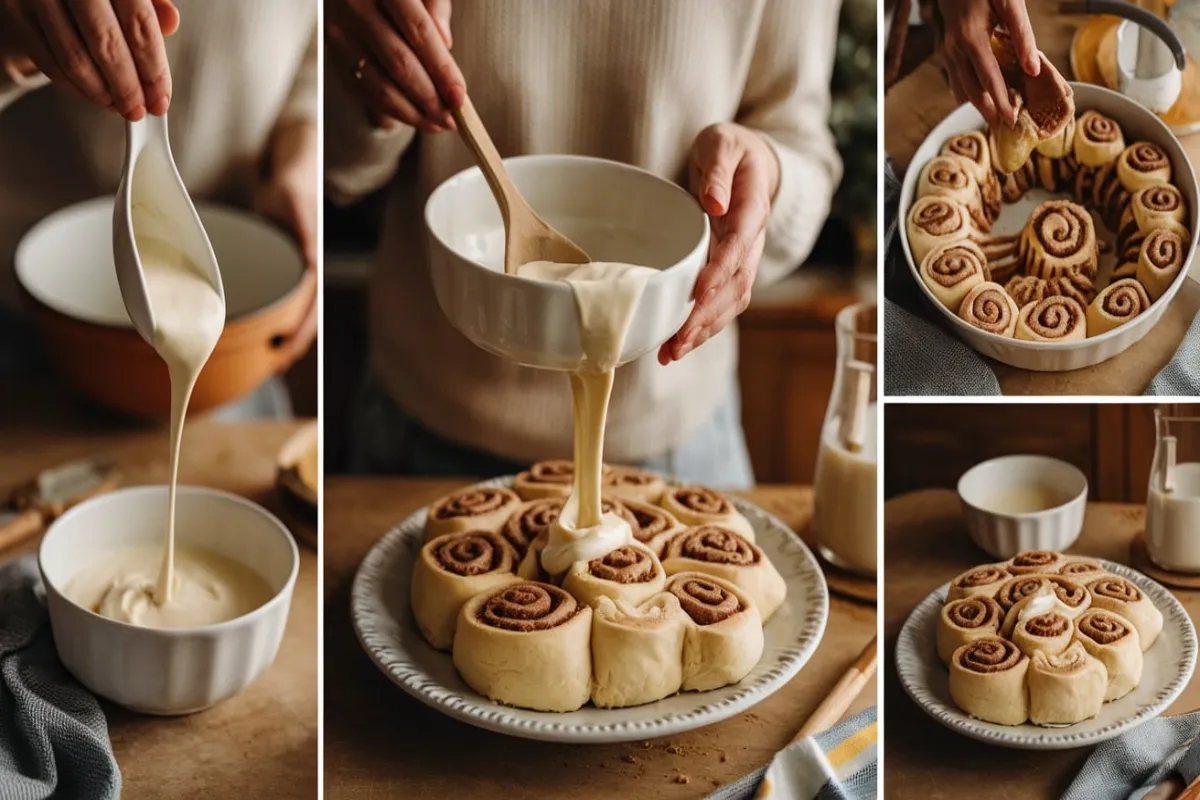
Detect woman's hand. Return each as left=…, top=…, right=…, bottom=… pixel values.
left=659, top=123, right=781, bottom=365
left=255, top=121, right=319, bottom=269
left=937, top=0, right=1038, bottom=128
left=326, top=0, right=465, bottom=133
left=0, top=0, right=178, bottom=120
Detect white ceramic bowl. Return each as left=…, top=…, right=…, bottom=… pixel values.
left=425, top=155, right=710, bottom=371
left=38, top=486, right=298, bottom=715
left=957, top=455, right=1089, bottom=559
left=899, top=83, right=1199, bottom=371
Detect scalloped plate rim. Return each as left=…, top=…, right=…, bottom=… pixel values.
left=895, top=558, right=1197, bottom=750
left=349, top=476, right=831, bottom=743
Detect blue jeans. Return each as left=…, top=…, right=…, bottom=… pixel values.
left=347, top=373, right=755, bottom=489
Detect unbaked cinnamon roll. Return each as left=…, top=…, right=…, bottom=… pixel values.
left=1130, top=183, right=1187, bottom=234
left=502, top=496, right=635, bottom=558
left=1005, top=275, right=1047, bottom=307
left=918, top=154, right=990, bottom=231
left=452, top=582, right=593, bottom=712
left=513, top=460, right=610, bottom=500
left=424, top=486, right=523, bottom=543
left=997, top=574, right=1091, bottom=635
left=1027, top=642, right=1107, bottom=726
left=1011, top=611, right=1073, bottom=658
left=1117, top=141, right=1171, bottom=191
left=661, top=525, right=787, bottom=621
left=947, top=563, right=1012, bottom=601
left=1036, top=114, right=1075, bottom=159
left=1018, top=200, right=1098, bottom=281
left=620, top=498, right=685, bottom=557
left=1093, top=164, right=1132, bottom=230
left=1045, top=269, right=1097, bottom=308
left=948, top=637, right=1030, bottom=725
left=942, top=132, right=1002, bottom=224
left=920, top=240, right=991, bottom=311
left=1086, top=576, right=1163, bottom=650
left=958, top=282, right=1019, bottom=337
left=937, top=595, right=1005, bottom=664
left=660, top=486, right=755, bottom=542
left=907, top=196, right=975, bottom=265
left=603, top=466, right=667, bottom=505
left=1016, top=295, right=1087, bottom=342
left=1075, top=608, right=1143, bottom=699
left=1087, top=278, right=1152, bottom=337
left=562, top=542, right=666, bottom=609
left=1031, top=150, right=1076, bottom=193
left=666, top=572, right=764, bottom=691
left=1057, top=558, right=1108, bottom=581
left=1138, top=227, right=1188, bottom=301
left=1008, top=551, right=1067, bottom=575
left=1073, top=111, right=1125, bottom=167
left=590, top=594, right=688, bottom=708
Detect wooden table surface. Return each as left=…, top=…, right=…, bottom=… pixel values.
left=885, top=5, right=1200, bottom=396
left=0, top=381, right=318, bottom=799
left=884, top=489, right=1200, bottom=800
left=324, top=480, right=877, bottom=800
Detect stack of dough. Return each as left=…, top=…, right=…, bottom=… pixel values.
left=934, top=550, right=1164, bottom=726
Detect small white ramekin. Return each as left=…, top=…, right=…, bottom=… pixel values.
left=38, top=485, right=298, bottom=715
left=957, top=455, right=1089, bottom=559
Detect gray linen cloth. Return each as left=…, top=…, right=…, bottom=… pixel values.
left=0, top=557, right=120, bottom=800
left=882, top=160, right=1200, bottom=396
left=1063, top=714, right=1200, bottom=800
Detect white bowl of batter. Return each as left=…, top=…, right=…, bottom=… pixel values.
left=425, top=155, right=710, bottom=370
left=38, top=485, right=298, bottom=715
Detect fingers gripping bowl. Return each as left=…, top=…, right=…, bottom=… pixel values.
left=899, top=83, right=1198, bottom=372
left=424, top=155, right=710, bottom=371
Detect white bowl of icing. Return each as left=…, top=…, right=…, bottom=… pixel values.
left=898, top=83, right=1198, bottom=372
left=38, top=485, right=298, bottom=715
left=424, top=155, right=710, bottom=371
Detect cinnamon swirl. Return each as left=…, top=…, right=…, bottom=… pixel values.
left=504, top=496, right=636, bottom=562
left=513, top=460, right=610, bottom=500
left=1005, top=275, right=1047, bottom=307
left=1137, top=226, right=1188, bottom=301
left=907, top=196, right=974, bottom=265
left=918, top=154, right=990, bottom=231
left=666, top=572, right=764, bottom=691
left=943, top=132, right=1003, bottom=224
left=1130, top=184, right=1187, bottom=234
left=958, top=282, right=1019, bottom=337
left=947, top=563, right=1011, bottom=602
left=920, top=240, right=991, bottom=311
left=1018, top=200, right=1099, bottom=281
left=452, top=582, right=593, bottom=712
left=1073, top=111, right=1125, bottom=167
left=1057, top=558, right=1109, bottom=581
left=561, top=542, right=666, bottom=609
left=948, top=637, right=1030, bottom=725
left=997, top=575, right=1090, bottom=635
left=1117, top=142, right=1171, bottom=191
left=660, top=486, right=755, bottom=542
left=424, top=487, right=522, bottom=543
left=603, top=466, right=667, bottom=505
left=1075, top=608, right=1143, bottom=699
left=620, top=498, right=685, bottom=557
left=1011, top=611, right=1073, bottom=658
left=590, top=594, right=688, bottom=708
left=1027, top=642, right=1107, bottom=726
left=937, top=596, right=1005, bottom=665
left=1008, top=550, right=1067, bottom=575
left=1086, top=576, right=1163, bottom=650
left=1015, top=295, right=1087, bottom=342
left=1087, top=278, right=1151, bottom=337
left=662, top=525, right=787, bottom=621
left=411, top=531, right=521, bottom=651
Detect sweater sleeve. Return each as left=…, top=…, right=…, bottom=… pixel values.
left=0, top=57, right=49, bottom=114
left=323, top=57, right=417, bottom=207
left=276, top=24, right=319, bottom=127
left=739, top=0, right=844, bottom=287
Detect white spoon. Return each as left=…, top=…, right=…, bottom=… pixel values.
left=112, top=113, right=224, bottom=345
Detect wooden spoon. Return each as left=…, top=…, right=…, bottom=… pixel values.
left=452, top=97, right=590, bottom=274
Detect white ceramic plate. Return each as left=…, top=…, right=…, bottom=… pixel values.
left=898, top=83, right=1199, bottom=372
left=350, top=477, right=830, bottom=743
left=896, top=559, right=1197, bottom=750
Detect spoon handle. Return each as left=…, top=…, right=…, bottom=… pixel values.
left=452, top=98, right=530, bottom=238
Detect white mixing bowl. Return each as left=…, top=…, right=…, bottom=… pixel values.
left=39, top=486, right=298, bottom=715
left=424, top=155, right=710, bottom=371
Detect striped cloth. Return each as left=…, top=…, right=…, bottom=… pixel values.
left=707, top=707, right=877, bottom=800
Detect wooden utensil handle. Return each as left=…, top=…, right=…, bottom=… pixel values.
left=1178, top=773, right=1200, bottom=800
left=0, top=510, right=44, bottom=551
left=452, top=97, right=529, bottom=233
left=792, top=636, right=878, bottom=742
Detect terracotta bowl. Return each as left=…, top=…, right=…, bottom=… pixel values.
left=15, top=197, right=315, bottom=419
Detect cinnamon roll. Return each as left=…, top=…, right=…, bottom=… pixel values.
left=1036, top=114, right=1075, bottom=159
left=997, top=575, right=1091, bottom=635
left=942, top=132, right=1001, bottom=223
left=948, top=637, right=1030, bottom=726
left=1117, top=142, right=1171, bottom=192
left=1027, top=642, right=1107, bottom=726
left=984, top=241, right=1023, bottom=284
left=937, top=596, right=1005, bottom=665
left=958, top=282, right=1019, bottom=337
left=513, top=460, right=606, bottom=500
left=907, top=196, right=974, bottom=265
left=1130, top=183, right=1187, bottom=234
left=620, top=498, right=686, bottom=557
left=920, top=240, right=991, bottom=311
left=947, top=563, right=1011, bottom=602
left=1075, top=608, right=1143, bottom=700
left=988, top=30, right=1074, bottom=174
left=918, top=155, right=990, bottom=231
left=1031, top=150, right=1077, bottom=193
left=1057, top=558, right=1109, bottom=582
left=424, top=486, right=522, bottom=543
left=1045, top=269, right=1097, bottom=308
left=1086, top=576, right=1163, bottom=650
left=411, top=531, right=522, bottom=651
left=1137, top=226, right=1188, bottom=301
left=603, top=466, right=667, bottom=505
left=561, top=542, right=667, bottom=609
left=1018, top=200, right=1098, bottom=282
left=661, top=525, right=787, bottom=622
left=1011, top=611, right=1074, bottom=658
left=1005, top=275, right=1047, bottom=308
left=590, top=594, right=688, bottom=708
left=660, top=486, right=755, bottom=542
left=504, top=496, right=636, bottom=561
left=1015, top=295, right=1087, bottom=342
left=1087, top=279, right=1151, bottom=337
left=452, top=582, right=593, bottom=712
left=666, top=572, right=764, bottom=691
left=990, top=135, right=1037, bottom=203
left=1073, top=111, right=1125, bottom=167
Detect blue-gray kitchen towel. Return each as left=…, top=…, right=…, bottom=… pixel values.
left=1063, top=713, right=1200, bottom=800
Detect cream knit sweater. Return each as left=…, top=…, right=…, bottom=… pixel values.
left=328, top=1, right=843, bottom=464
left=0, top=0, right=318, bottom=310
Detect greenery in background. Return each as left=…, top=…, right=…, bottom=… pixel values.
left=829, top=0, right=877, bottom=227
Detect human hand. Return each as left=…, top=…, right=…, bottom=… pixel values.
left=658, top=123, right=781, bottom=365
left=254, top=122, right=318, bottom=269
left=0, top=0, right=178, bottom=120
left=326, top=0, right=466, bottom=133
left=937, top=0, right=1038, bottom=128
